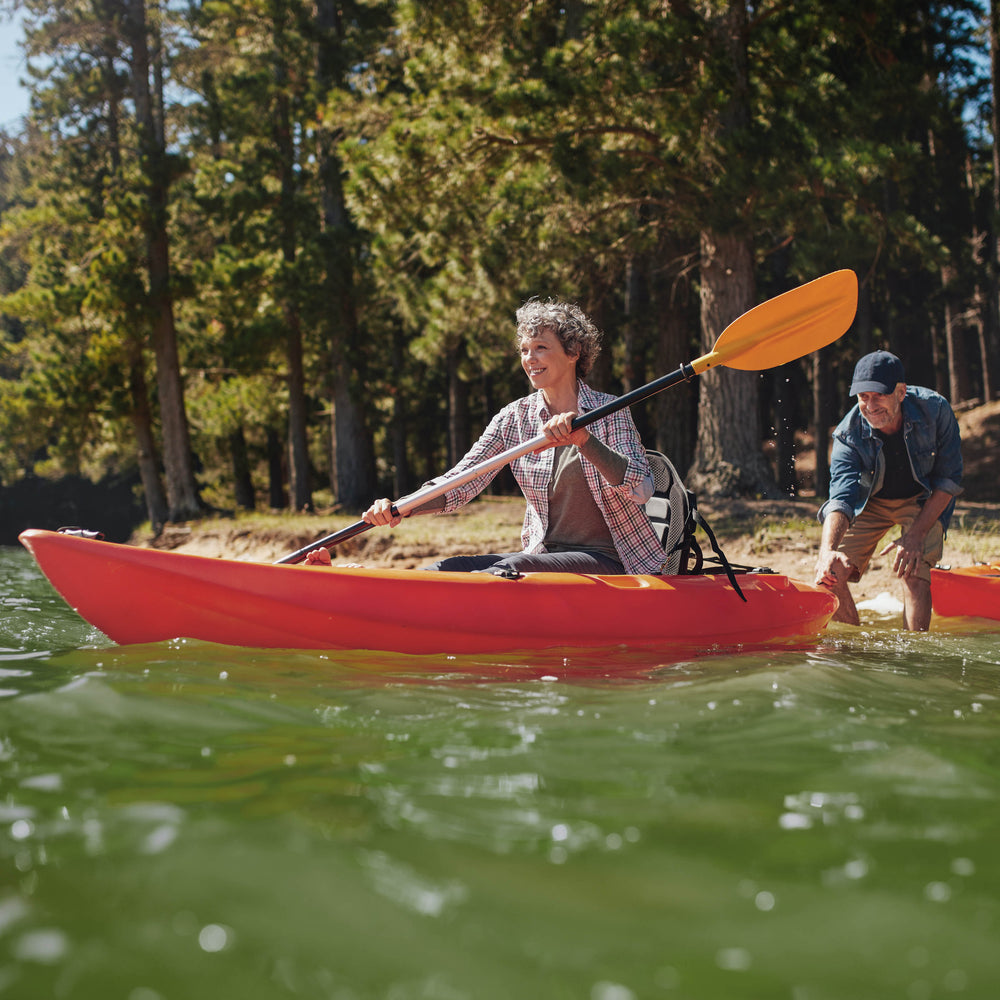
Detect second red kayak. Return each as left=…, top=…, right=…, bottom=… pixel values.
left=931, top=563, right=1000, bottom=621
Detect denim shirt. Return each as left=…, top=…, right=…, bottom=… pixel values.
left=818, top=385, right=963, bottom=530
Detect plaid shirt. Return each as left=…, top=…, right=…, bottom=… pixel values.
left=430, top=382, right=667, bottom=575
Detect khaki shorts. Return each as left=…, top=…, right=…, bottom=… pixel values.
left=836, top=496, right=944, bottom=584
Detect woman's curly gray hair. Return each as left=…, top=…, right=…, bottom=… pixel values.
left=515, top=298, right=603, bottom=379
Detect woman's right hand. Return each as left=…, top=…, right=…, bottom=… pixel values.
left=305, top=547, right=332, bottom=566
left=363, top=498, right=403, bottom=527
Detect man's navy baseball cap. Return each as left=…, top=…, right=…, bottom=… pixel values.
left=849, top=350, right=905, bottom=395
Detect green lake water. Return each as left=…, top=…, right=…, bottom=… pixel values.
left=2, top=545, right=999, bottom=1000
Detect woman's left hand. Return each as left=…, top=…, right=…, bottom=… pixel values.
left=541, top=411, right=590, bottom=448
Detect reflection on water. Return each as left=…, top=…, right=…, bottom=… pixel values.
left=2, top=545, right=999, bottom=999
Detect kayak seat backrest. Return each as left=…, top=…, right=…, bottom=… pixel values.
left=644, top=450, right=698, bottom=576
left=643, top=450, right=746, bottom=601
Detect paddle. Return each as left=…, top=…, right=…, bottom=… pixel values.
left=277, top=269, right=858, bottom=565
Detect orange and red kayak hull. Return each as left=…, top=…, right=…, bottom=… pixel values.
left=20, top=529, right=837, bottom=656
left=931, top=564, right=1000, bottom=621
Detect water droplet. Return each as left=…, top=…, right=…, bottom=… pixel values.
left=924, top=881, right=951, bottom=903
left=779, top=812, right=812, bottom=830
left=754, top=891, right=776, bottom=912
left=950, top=857, right=975, bottom=877
left=198, top=923, right=231, bottom=953
left=844, top=859, right=868, bottom=880
left=716, top=947, right=752, bottom=971
left=14, top=928, right=68, bottom=963
left=10, top=819, right=33, bottom=841
left=942, top=968, right=968, bottom=992
left=591, top=982, right=635, bottom=1000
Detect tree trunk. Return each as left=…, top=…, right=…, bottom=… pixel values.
left=684, top=2, right=776, bottom=497
left=991, top=0, right=1000, bottom=394
left=854, top=278, right=873, bottom=358
left=266, top=426, right=287, bottom=510
left=621, top=256, right=644, bottom=396
left=105, top=32, right=167, bottom=530
left=966, top=155, right=993, bottom=403
left=330, top=376, right=374, bottom=509
left=941, top=265, right=970, bottom=403
left=229, top=427, right=255, bottom=510
left=773, top=365, right=796, bottom=495
left=315, top=0, right=376, bottom=511
left=273, top=0, right=312, bottom=512
left=650, top=263, right=695, bottom=475
left=447, top=345, right=471, bottom=467
left=687, top=231, right=778, bottom=497
left=127, top=338, right=169, bottom=531
left=390, top=330, right=413, bottom=497
left=811, top=350, right=831, bottom=499
left=284, top=296, right=312, bottom=511
left=125, top=0, right=202, bottom=521
left=973, top=288, right=993, bottom=404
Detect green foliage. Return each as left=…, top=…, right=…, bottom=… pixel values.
left=0, top=0, right=996, bottom=505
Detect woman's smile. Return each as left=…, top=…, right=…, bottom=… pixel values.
left=520, top=329, right=577, bottom=392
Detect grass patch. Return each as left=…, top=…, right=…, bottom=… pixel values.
left=943, top=515, right=1000, bottom=565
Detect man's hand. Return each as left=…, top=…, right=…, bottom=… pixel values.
left=879, top=530, right=925, bottom=579
left=815, top=549, right=853, bottom=589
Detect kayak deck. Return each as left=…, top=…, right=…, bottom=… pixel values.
left=20, top=529, right=838, bottom=656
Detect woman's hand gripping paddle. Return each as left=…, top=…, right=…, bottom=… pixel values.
left=277, top=269, right=858, bottom=565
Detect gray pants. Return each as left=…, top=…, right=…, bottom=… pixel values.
left=424, top=550, right=624, bottom=574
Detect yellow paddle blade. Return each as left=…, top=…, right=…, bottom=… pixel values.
left=692, top=269, right=858, bottom=375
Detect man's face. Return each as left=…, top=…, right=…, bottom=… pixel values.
left=857, top=383, right=906, bottom=433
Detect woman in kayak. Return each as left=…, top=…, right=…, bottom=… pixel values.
left=308, top=298, right=668, bottom=575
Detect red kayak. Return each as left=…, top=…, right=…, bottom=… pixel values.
left=20, top=528, right=838, bottom=657
left=931, top=564, right=1000, bottom=621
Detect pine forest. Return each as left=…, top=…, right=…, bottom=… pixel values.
left=0, top=0, right=996, bottom=530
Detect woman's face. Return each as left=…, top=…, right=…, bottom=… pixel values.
left=519, top=327, right=578, bottom=392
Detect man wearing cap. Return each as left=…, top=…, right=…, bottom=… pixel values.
left=814, top=350, right=963, bottom=630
